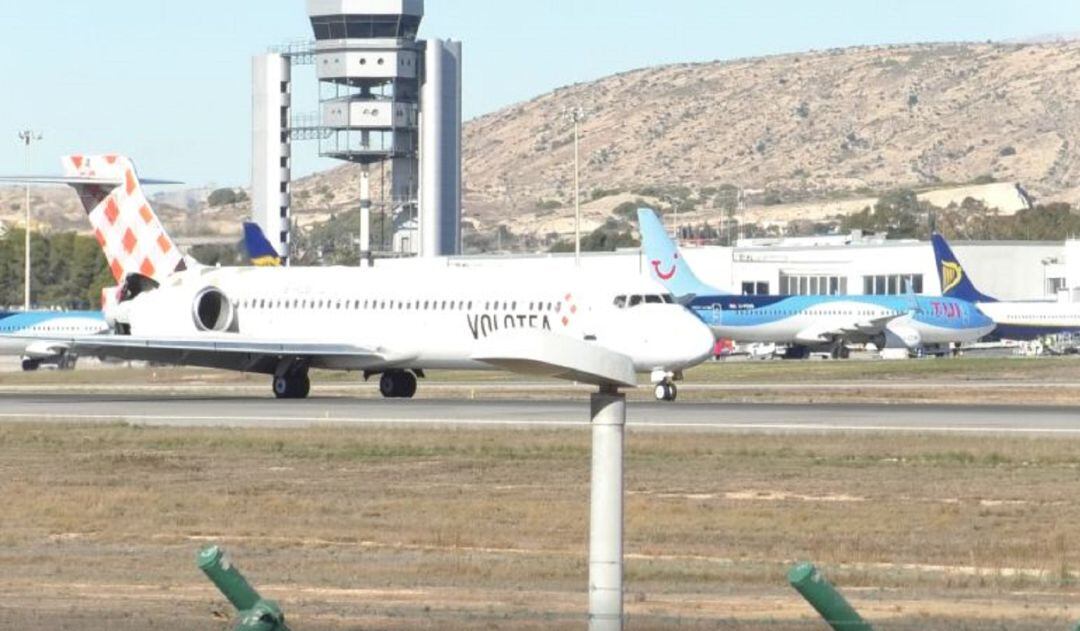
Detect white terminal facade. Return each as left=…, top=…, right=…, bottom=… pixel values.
left=397, top=232, right=1074, bottom=303
left=252, top=0, right=462, bottom=264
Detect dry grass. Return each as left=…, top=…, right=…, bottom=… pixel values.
left=2, top=423, right=1080, bottom=628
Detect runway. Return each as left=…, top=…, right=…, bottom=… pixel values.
left=1, top=392, right=1080, bottom=435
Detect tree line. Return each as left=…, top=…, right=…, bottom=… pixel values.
left=0, top=229, right=113, bottom=309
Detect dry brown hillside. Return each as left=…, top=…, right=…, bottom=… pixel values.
left=2, top=42, right=1078, bottom=244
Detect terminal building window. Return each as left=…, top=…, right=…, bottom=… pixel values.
left=741, top=281, right=770, bottom=296
left=863, top=274, right=923, bottom=295
left=779, top=274, right=847, bottom=296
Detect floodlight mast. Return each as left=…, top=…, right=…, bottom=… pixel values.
left=17, top=130, right=42, bottom=311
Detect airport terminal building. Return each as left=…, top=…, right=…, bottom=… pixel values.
left=428, top=233, right=1077, bottom=303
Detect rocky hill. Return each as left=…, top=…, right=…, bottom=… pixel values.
left=2, top=41, right=1079, bottom=247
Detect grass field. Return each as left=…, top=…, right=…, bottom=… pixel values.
left=3, top=422, right=1080, bottom=629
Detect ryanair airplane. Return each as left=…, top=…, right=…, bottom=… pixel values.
left=639, top=209, right=995, bottom=358
left=932, top=232, right=1080, bottom=340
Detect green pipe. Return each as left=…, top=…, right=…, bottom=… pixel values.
left=788, top=562, right=873, bottom=631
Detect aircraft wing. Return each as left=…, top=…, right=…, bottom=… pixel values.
left=795, top=313, right=907, bottom=344
left=27, top=335, right=397, bottom=374
left=472, top=329, right=637, bottom=388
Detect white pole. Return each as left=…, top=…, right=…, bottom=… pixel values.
left=589, top=387, right=625, bottom=631
left=18, top=130, right=40, bottom=311
left=359, top=165, right=372, bottom=267
left=574, top=112, right=581, bottom=268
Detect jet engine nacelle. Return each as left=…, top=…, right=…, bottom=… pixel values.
left=881, top=322, right=922, bottom=350
left=123, top=281, right=237, bottom=336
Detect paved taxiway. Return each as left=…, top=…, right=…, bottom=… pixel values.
left=0, top=393, right=1079, bottom=435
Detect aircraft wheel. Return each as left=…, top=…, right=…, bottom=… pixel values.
left=379, top=372, right=398, bottom=398
left=293, top=373, right=311, bottom=399
left=654, top=383, right=677, bottom=402
left=273, top=375, right=291, bottom=399
left=398, top=371, right=418, bottom=399
left=21, top=359, right=40, bottom=372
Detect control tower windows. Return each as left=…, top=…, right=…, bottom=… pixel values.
left=311, top=15, right=422, bottom=40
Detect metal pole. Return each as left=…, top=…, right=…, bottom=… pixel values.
left=589, top=387, right=625, bottom=631
left=18, top=130, right=41, bottom=311
left=574, top=112, right=581, bottom=267
left=359, top=164, right=372, bottom=267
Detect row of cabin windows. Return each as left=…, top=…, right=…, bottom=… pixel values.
left=0, top=324, right=94, bottom=333
left=613, top=294, right=675, bottom=309
left=237, top=298, right=564, bottom=313
left=711, top=306, right=897, bottom=318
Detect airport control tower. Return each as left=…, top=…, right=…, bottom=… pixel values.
left=252, top=0, right=462, bottom=263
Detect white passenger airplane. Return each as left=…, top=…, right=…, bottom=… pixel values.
left=5, top=155, right=713, bottom=400
left=932, top=233, right=1080, bottom=340
left=0, top=310, right=109, bottom=370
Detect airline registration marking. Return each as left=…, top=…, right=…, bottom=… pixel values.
left=467, top=313, right=553, bottom=340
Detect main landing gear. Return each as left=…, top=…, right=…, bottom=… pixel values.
left=272, top=368, right=311, bottom=399
left=379, top=370, right=418, bottom=399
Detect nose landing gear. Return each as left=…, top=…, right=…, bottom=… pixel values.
left=653, top=381, right=678, bottom=402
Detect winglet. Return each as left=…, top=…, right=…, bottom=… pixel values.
left=930, top=233, right=997, bottom=303
left=637, top=208, right=727, bottom=298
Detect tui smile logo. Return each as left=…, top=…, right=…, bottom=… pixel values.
left=651, top=253, right=679, bottom=281
left=941, top=261, right=963, bottom=293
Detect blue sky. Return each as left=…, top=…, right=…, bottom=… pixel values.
left=0, top=0, right=1077, bottom=186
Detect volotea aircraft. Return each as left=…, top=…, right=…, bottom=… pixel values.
left=6, top=156, right=714, bottom=401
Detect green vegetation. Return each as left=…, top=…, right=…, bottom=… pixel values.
left=0, top=229, right=111, bottom=309
left=207, top=188, right=246, bottom=207
left=841, top=188, right=921, bottom=238
left=549, top=218, right=639, bottom=253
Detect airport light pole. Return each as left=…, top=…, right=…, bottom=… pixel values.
left=18, top=130, right=42, bottom=311
left=567, top=107, right=585, bottom=267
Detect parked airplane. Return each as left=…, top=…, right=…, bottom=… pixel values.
left=932, top=232, right=1080, bottom=340
left=0, top=310, right=108, bottom=370
left=5, top=156, right=713, bottom=401
left=638, top=209, right=995, bottom=358
left=243, top=222, right=283, bottom=266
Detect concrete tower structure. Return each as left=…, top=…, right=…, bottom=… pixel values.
left=251, top=0, right=462, bottom=262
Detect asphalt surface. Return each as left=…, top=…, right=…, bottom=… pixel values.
left=1, top=392, right=1079, bottom=435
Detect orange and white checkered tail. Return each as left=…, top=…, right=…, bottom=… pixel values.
left=62, top=155, right=186, bottom=284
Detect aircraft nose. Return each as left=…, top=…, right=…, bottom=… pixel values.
left=673, top=308, right=716, bottom=368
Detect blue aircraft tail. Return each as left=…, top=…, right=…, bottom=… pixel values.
left=243, top=222, right=283, bottom=267
left=930, top=232, right=997, bottom=303
left=636, top=208, right=726, bottom=298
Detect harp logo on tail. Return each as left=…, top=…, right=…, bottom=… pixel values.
left=941, top=261, right=964, bottom=294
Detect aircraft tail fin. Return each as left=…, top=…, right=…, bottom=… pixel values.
left=57, top=155, right=188, bottom=284
left=243, top=222, right=283, bottom=266
left=636, top=208, right=726, bottom=298
left=930, top=232, right=997, bottom=303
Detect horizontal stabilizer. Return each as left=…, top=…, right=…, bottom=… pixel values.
left=472, top=329, right=637, bottom=388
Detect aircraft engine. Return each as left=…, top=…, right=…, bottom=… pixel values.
left=192, top=287, right=236, bottom=333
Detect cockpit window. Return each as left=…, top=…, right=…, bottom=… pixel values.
left=613, top=296, right=627, bottom=308
left=645, top=295, right=662, bottom=304
left=628, top=296, right=644, bottom=307
left=662, top=294, right=675, bottom=304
